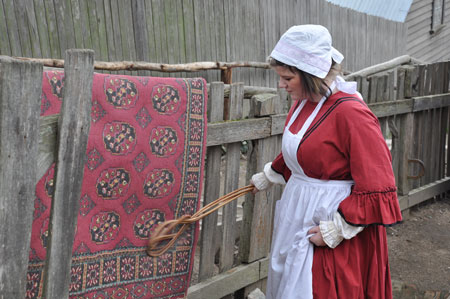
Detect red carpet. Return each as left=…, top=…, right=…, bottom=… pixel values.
left=27, top=71, right=208, bottom=298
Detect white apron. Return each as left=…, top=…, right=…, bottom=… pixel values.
left=266, top=90, right=354, bottom=299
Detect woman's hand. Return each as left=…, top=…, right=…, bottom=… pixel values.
left=307, top=226, right=327, bottom=247
left=250, top=180, right=260, bottom=194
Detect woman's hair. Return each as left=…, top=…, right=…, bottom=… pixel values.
left=268, top=57, right=342, bottom=99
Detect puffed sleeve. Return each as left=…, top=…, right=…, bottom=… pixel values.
left=337, top=102, right=402, bottom=226
left=271, top=153, right=292, bottom=182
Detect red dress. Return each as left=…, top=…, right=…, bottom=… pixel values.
left=271, top=91, right=402, bottom=298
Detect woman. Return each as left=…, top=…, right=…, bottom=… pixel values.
left=251, top=25, right=402, bottom=299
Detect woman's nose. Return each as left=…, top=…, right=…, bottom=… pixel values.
left=278, top=79, right=287, bottom=88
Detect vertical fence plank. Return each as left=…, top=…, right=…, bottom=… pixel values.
left=123, top=0, right=136, bottom=65
left=53, top=0, right=76, bottom=54
left=199, top=82, right=225, bottom=281
left=417, top=110, right=427, bottom=187
left=431, top=63, right=441, bottom=95
left=33, top=0, right=51, bottom=57
left=423, top=109, right=433, bottom=185
left=213, top=0, right=226, bottom=61
left=102, top=0, right=115, bottom=61
left=78, top=0, right=93, bottom=50
left=404, top=66, right=415, bottom=99
left=233, top=0, right=244, bottom=84
left=205, top=0, right=217, bottom=81
left=2, top=0, right=22, bottom=56
left=70, top=0, right=84, bottom=49
left=424, top=64, right=432, bottom=96
left=86, top=0, right=101, bottom=58
left=109, top=0, right=123, bottom=66
left=117, top=0, right=136, bottom=75
left=406, top=65, right=419, bottom=190
left=220, top=82, right=244, bottom=272
left=447, top=109, right=450, bottom=177
left=243, top=0, right=254, bottom=86
left=0, top=56, right=42, bottom=299
left=182, top=0, right=196, bottom=65
left=397, top=112, right=414, bottom=195
left=444, top=63, right=450, bottom=178
left=431, top=108, right=441, bottom=182
left=443, top=61, right=450, bottom=92
left=143, top=0, right=156, bottom=63
left=165, top=0, right=181, bottom=67
left=131, top=0, right=149, bottom=76
left=192, top=0, right=206, bottom=80
left=416, top=64, right=426, bottom=96
left=387, top=70, right=395, bottom=101
left=175, top=0, right=187, bottom=77
left=25, top=0, right=43, bottom=57
left=397, top=68, right=405, bottom=100
left=439, top=107, right=448, bottom=179
left=43, top=0, right=61, bottom=58
left=42, top=50, right=94, bottom=299
left=0, top=0, right=11, bottom=55
left=412, top=109, right=423, bottom=190
left=151, top=0, right=167, bottom=76
left=367, top=76, right=376, bottom=104
left=410, top=65, right=420, bottom=98
left=393, top=68, right=405, bottom=185
left=94, top=0, right=109, bottom=64
left=424, top=64, right=437, bottom=184
left=377, top=75, right=388, bottom=137
left=251, top=0, right=261, bottom=86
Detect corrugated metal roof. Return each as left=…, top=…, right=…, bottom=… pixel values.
left=325, top=0, right=413, bottom=22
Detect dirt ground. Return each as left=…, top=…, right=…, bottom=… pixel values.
left=387, top=195, right=450, bottom=292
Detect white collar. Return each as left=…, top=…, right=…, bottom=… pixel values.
left=334, top=76, right=357, bottom=94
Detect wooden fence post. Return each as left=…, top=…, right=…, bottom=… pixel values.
left=240, top=94, right=281, bottom=264
left=240, top=136, right=279, bottom=263
left=0, top=56, right=43, bottom=299
left=397, top=112, right=414, bottom=196
left=199, top=82, right=225, bottom=281
left=42, top=49, right=94, bottom=299
left=219, top=82, right=244, bottom=272
left=222, top=68, right=233, bottom=120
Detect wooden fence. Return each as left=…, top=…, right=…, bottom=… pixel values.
left=188, top=59, right=450, bottom=298
left=0, top=52, right=449, bottom=298
left=0, top=0, right=406, bottom=86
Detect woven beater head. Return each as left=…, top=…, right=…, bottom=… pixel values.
left=146, top=185, right=255, bottom=256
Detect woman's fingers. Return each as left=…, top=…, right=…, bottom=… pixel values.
left=307, top=226, right=320, bottom=235
left=251, top=186, right=259, bottom=194
left=250, top=180, right=259, bottom=194
left=308, top=226, right=326, bottom=246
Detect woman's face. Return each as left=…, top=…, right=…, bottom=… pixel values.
left=274, top=66, right=304, bottom=100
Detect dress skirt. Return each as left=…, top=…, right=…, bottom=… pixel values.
left=312, top=225, right=392, bottom=299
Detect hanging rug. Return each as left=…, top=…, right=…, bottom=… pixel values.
left=26, top=71, right=208, bottom=299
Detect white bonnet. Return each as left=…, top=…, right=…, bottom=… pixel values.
left=270, top=24, right=344, bottom=79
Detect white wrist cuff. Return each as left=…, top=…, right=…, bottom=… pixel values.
left=264, top=162, right=286, bottom=185
left=319, top=212, right=364, bottom=248
left=251, top=172, right=272, bottom=191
